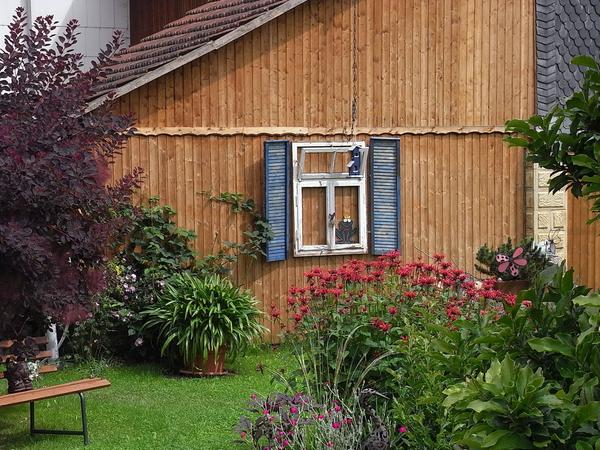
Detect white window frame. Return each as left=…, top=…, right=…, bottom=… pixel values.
left=292, top=142, right=369, bottom=257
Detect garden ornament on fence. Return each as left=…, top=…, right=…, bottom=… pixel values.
left=495, top=247, right=528, bottom=278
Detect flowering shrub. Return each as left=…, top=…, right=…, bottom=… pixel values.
left=279, top=252, right=511, bottom=396
left=235, top=389, right=400, bottom=450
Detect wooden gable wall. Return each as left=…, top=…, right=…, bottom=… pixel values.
left=112, top=0, right=535, bottom=339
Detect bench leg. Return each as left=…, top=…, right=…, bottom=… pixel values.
left=80, top=392, right=89, bottom=445
left=29, top=392, right=90, bottom=446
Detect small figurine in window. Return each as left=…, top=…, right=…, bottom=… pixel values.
left=336, top=216, right=358, bottom=244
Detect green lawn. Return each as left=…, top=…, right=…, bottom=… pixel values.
left=0, top=348, right=289, bottom=450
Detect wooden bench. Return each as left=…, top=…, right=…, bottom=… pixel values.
left=0, top=337, right=110, bottom=446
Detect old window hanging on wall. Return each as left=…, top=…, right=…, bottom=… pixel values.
left=292, top=142, right=369, bottom=257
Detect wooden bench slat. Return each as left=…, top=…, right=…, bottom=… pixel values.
left=0, top=364, right=58, bottom=380
left=0, top=337, right=48, bottom=349
left=0, top=378, right=111, bottom=408
left=0, top=350, right=53, bottom=364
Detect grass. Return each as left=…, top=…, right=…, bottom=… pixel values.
left=0, top=348, right=290, bottom=450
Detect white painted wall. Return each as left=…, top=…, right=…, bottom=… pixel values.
left=0, top=0, right=129, bottom=68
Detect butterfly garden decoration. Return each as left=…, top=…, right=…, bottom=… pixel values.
left=495, top=247, right=528, bottom=277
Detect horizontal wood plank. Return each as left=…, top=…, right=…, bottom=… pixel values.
left=134, top=126, right=508, bottom=137
left=0, top=351, right=52, bottom=364
left=0, top=378, right=111, bottom=408
left=0, top=337, right=48, bottom=349
left=0, top=365, right=58, bottom=380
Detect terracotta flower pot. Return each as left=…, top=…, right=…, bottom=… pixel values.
left=496, top=279, right=530, bottom=296
left=6, top=360, right=33, bottom=394
left=180, top=347, right=227, bottom=377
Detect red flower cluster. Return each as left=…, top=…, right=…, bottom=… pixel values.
left=284, top=251, right=514, bottom=331
left=370, top=317, right=392, bottom=332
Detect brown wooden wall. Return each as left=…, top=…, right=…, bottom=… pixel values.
left=124, top=0, right=535, bottom=129
left=113, top=0, right=535, bottom=339
left=129, top=0, right=212, bottom=44
left=111, top=133, right=525, bottom=340
left=568, top=196, right=600, bottom=289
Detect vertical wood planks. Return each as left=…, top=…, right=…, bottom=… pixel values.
left=568, top=196, right=600, bottom=288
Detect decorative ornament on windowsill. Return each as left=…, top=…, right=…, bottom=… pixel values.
left=495, top=247, right=529, bottom=295
left=336, top=217, right=358, bottom=244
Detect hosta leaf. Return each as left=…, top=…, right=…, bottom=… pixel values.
left=528, top=337, right=574, bottom=357
left=466, top=400, right=507, bottom=414
left=573, top=292, right=600, bottom=308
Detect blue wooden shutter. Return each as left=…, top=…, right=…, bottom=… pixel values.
left=264, top=140, right=291, bottom=262
left=370, top=138, right=401, bottom=255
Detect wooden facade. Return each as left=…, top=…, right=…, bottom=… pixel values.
left=568, top=196, right=600, bottom=289
left=112, top=0, right=536, bottom=338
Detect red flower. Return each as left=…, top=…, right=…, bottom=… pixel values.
left=403, top=291, right=417, bottom=299
left=270, top=305, right=281, bottom=319
left=433, top=253, right=446, bottom=262
left=387, top=306, right=398, bottom=315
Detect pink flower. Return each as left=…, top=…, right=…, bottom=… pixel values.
left=332, top=422, right=342, bottom=429
left=326, top=442, right=334, bottom=448
left=399, top=425, right=407, bottom=433
left=290, top=406, right=298, bottom=414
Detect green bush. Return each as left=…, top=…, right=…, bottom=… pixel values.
left=444, top=356, right=569, bottom=449
left=143, top=273, right=266, bottom=367
left=441, top=265, right=600, bottom=449
left=64, top=198, right=198, bottom=361
left=505, top=55, right=600, bottom=223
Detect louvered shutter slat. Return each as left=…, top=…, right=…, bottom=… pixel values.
left=370, top=138, right=401, bottom=255
left=264, top=140, right=290, bottom=262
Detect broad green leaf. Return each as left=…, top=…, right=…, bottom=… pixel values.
left=573, top=292, right=600, bottom=308
left=572, top=154, right=598, bottom=170
left=466, top=400, right=506, bottom=414
left=528, top=337, right=574, bottom=357
left=572, top=55, right=599, bottom=70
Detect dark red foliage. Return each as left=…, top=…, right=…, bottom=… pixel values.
left=0, top=9, right=141, bottom=339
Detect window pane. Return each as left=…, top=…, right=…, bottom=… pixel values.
left=302, top=187, right=327, bottom=245
left=334, top=186, right=359, bottom=244
left=303, top=152, right=331, bottom=174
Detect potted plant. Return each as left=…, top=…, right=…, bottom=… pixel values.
left=143, top=273, right=266, bottom=376
left=475, top=238, right=552, bottom=294
left=4, top=338, right=38, bottom=393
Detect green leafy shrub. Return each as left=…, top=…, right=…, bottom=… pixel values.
left=475, top=237, right=552, bottom=281
left=444, top=355, right=569, bottom=449
left=121, top=196, right=197, bottom=275
left=505, top=55, right=600, bottom=223
left=64, top=199, right=197, bottom=361
left=143, top=273, right=266, bottom=367
left=442, top=265, right=600, bottom=449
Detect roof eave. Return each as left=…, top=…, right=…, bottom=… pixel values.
left=86, top=0, right=310, bottom=113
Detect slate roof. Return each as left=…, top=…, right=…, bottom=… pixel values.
left=92, top=0, right=287, bottom=97
left=536, top=0, right=600, bottom=114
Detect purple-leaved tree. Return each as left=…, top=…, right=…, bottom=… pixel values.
left=0, top=8, right=141, bottom=340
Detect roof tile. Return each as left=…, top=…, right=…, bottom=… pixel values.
left=93, top=0, right=286, bottom=96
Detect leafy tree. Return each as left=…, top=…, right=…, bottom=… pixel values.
left=505, top=55, right=600, bottom=222
left=0, top=9, right=141, bottom=339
